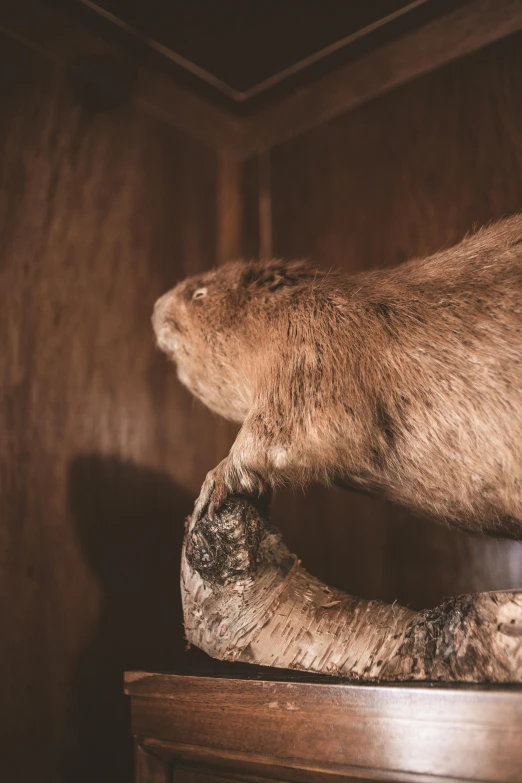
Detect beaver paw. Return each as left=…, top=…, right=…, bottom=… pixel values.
left=193, top=464, right=227, bottom=521
left=193, top=459, right=268, bottom=522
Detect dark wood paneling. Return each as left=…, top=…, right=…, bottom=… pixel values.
left=241, top=156, right=261, bottom=259
left=269, top=33, right=522, bottom=609
left=82, top=0, right=424, bottom=93
left=240, top=153, right=272, bottom=260
left=217, top=152, right=242, bottom=264
left=1, top=0, right=242, bottom=152
left=135, top=741, right=172, bottom=783
left=241, top=0, right=522, bottom=155
left=60, top=0, right=462, bottom=114
left=0, top=32, right=217, bottom=783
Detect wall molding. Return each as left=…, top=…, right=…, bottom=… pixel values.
left=3, top=0, right=522, bottom=160
left=238, top=0, right=522, bottom=157
left=0, top=0, right=243, bottom=154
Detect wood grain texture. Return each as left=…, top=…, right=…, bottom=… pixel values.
left=217, top=152, right=242, bottom=264
left=135, top=741, right=172, bottom=783
left=240, top=156, right=261, bottom=260
left=0, top=31, right=217, bottom=783
left=258, top=150, right=273, bottom=259
left=126, top=671, right=522, bottom=783
left=239, top=0, right=522, bottom=156
left=240, top=152, right=272, bottom=259
left=173, top=768, right=248, bottom=783
left=141, top=751, right=382, bottom=783
left=267, top=33, right=522, bottom=610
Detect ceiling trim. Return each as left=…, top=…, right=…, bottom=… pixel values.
left=77, top=0, right=432, bottom=104
left=238, top=0, right=522, bottom=158
left=78, top=0, right=241, bottom=101
left=2, top=0, right=521, bottom=162
left=0, top=0, right=243, bottom=153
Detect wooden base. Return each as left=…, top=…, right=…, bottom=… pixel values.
left=125, top=666, right=522, bottom=782
left=181, top=498, right=522, bottom=682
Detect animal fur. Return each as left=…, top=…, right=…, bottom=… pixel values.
left=152, top=215, right=522, bottom=538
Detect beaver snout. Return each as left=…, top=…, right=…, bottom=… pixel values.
left=152, top=292, right=182, bottom=329
left=152, top=292, right=184, bottom=354
left=152, top=292, right=170, bottom=328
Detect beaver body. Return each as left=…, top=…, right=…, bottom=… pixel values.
left=153, top=215, right=522, bottom=537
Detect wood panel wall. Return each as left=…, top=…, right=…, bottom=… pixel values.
left=0, top=31, right=219, bottom=783
left=244, top=33, right=522, bottom=610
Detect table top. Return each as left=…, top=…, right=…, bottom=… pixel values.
left=125, top=664, right=522, bottom=783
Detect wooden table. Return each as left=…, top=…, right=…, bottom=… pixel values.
left=125, top=663, right=522, bottom=783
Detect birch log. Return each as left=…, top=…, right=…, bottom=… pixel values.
left=181, top=497, right=522, bottom=682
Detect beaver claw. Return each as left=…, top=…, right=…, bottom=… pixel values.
left=192, top=458, right=237, bottom=522
left=192, top=459, right=270, bottom=522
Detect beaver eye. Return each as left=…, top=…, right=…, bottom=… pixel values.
left=192, top=287, right=207, bottom=300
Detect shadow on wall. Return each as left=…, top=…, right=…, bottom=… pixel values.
left=62, top=455, right=208, bottom=783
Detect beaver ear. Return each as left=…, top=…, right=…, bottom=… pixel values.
left=259, top=271, right=288, bottom=292
left=242, top=265, right=294, bottom=292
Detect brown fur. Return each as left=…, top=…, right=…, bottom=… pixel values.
left=152, top=215, right=522, bottom=537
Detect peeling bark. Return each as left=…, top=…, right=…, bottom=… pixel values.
left=181, top=498, right=522, bottom=682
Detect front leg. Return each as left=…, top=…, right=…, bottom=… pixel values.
left=193, top=410, right=282, bottom=521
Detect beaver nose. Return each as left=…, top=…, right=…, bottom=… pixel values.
left=151, top=293, right=171, bottom=334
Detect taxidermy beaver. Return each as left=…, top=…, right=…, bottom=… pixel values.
left=152, top=215, right=522, bottom=538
